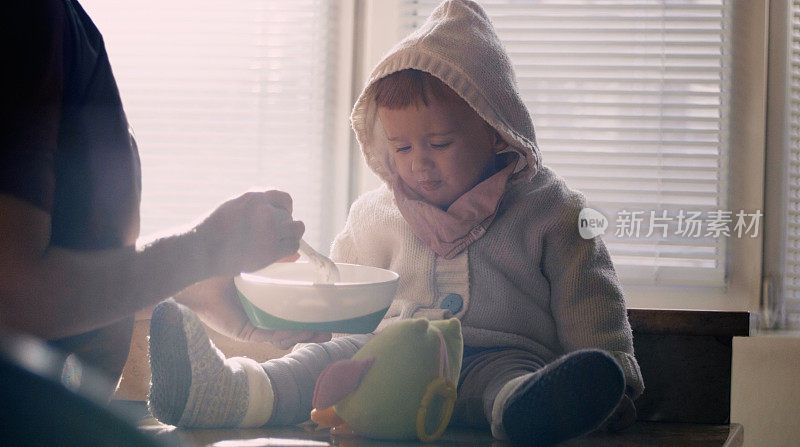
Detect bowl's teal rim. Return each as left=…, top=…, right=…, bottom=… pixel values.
left=237, top=290, right=389, bottom=333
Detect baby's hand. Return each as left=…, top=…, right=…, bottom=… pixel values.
left=600, top=394, right=637, bottom=432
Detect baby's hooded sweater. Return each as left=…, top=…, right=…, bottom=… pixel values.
left=334, top=0, right=643, bottom=398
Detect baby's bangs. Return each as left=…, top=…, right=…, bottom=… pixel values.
left=373, top=69, right=453, bottom=109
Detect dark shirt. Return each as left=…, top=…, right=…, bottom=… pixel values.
left=0, top=0, right=142, bottom=386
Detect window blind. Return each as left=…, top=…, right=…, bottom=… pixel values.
left=81, top=0, right=343, bottom=250
left=402, top=0, right=733, bottom=286
left=787, top=1, right=800, bottom=327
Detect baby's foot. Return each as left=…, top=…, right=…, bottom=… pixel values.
left=148, top=298, right=273, bottom=427
left=492, top=349, right=624, bottom=447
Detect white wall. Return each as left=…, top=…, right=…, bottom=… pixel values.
left=731, top=334, right=800, bottom=446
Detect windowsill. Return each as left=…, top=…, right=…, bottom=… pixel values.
left=746, top=328, right=800, bottom=338
left=622, top=283, right=758, bottom=314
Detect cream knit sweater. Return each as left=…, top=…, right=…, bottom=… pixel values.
left=331, top=167, right=644, bottom=399
left=338, top=0, right=644, bottom=398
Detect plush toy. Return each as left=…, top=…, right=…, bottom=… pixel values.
left=310, top=318, right=463, bottom=441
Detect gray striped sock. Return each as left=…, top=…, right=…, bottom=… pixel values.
left=148, top=299, right=249, bottom=427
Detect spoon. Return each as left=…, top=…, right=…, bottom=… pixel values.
left=298, top=239, right=341, bottom=284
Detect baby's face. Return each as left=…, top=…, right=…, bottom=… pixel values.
left=378, top=96, right=504, bottom=209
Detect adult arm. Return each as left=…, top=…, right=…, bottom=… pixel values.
left=0, top=190, right=304, bottom=340
left=0, top=2, right=322, bottom=347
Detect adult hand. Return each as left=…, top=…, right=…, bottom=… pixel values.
left=194, top=190, right=306, bottom=277
left=175, top=275, right=332, bottom=350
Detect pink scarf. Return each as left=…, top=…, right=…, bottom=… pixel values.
left=392, top=153, right=517, bottom=259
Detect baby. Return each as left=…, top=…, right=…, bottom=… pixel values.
left=148, top=1, right=643, bottom=445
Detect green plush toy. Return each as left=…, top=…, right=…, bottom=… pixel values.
left=310, top=318, right=463, bottom=441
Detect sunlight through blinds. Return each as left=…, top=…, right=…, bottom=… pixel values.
left=402, top=0, right=733, bottom=286
left=80, top=0, right=343, bottom=249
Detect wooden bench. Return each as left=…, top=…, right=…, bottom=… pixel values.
left=627, top=308, right=750, bottom=425
left=564, top=308, right=750, bottom=446
left=124, top=308, right=752, bottom=446
left=2, top=306, right=748, bottom=445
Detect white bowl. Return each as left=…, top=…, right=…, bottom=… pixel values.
left=234, top=262, right=399, bottom=333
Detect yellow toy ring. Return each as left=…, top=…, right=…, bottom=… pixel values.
left=416, top=377, right=457, bottom=442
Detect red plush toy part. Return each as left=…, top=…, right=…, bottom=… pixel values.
left=312, top=357, right=375, bottom=410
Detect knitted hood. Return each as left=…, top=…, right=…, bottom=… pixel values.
left=350, top=0, right=541, bottom=186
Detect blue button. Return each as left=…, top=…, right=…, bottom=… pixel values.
left=440, top=293, right=463, bottom=314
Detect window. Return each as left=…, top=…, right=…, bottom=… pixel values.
left=789, top=1, right=800, bottom=326
left=81, top=0, right=768, bottom=312
left=402, top=0, right=732, bottom=284
left=766, top=0, right=800, bottom=328
left=393, top=0, right=764, bottom=310
left=81, top=0, right=353, bottom=252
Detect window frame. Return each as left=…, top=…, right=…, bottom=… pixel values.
left=325, top=0, right=360, bottom=251
left=763, top=0, right=795, bottom=329
left=352, top=0, right=767, bottom=312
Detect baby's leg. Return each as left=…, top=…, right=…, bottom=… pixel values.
left=262, top=335, right=370, bottom=425
left=452, top=347, right=545, bottom=430
left=148, top=299, right=368, bottom=428
left=490, top=349, right=624, bottom=446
